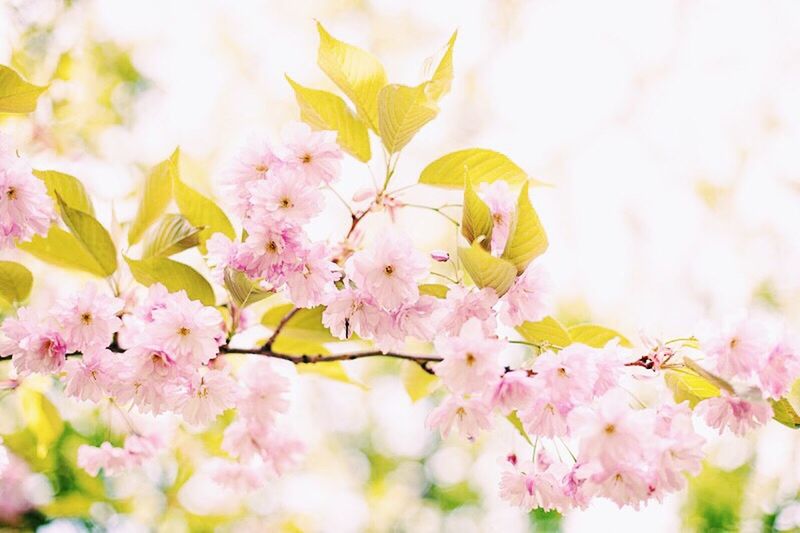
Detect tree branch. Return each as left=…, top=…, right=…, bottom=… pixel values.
left=262, top=307, right=300, bottom=350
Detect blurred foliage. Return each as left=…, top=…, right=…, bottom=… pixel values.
left=683, top=462, right=750, bottom=532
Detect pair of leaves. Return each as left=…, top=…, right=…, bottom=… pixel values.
left=128, top=148, right=235, bottom=251
left=0, top=64, right=47, bottom=114
left=515, top=315, right=632, bottom=350
left=223, top=268, right=272, bottom=309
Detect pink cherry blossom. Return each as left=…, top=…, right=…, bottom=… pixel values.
left=530, top=344, right=598, bottom=406
left=0, top=149, right=56, bottom=249
left=498, top=264, right=550, bottom=327
left=237, top=358, right=290, bottom=425
left=148, top=292, right=224, bottom=365
left=391, top=295, right=441, bottom=344
left=222, top=138, right=283, bottom=218
left=322, top=288, right=383, bottom=340
left=283, top=243, right=338, bottom=308
left=241, top=221, right=304, bottom=281
left=696, top=394, right=773, bottom=436
left=436, top=285, right=498, bottom=337
left=345, top=229, right=428, bottom=310
left=491, top=370, right=534, bottom=414
left=0, top=453, right=35, bottom=523
left=0, top=307, right=67, bottom=375
left=434, top=318, right=506, bottom=394
left=280, top=123, right=342, bottom=186
left=176, top=369, right=239, bottom=426
left=757, top=338, right=800, bottom=399
left=209, top=459, right=267, bottom=492
left=426, top=395, right=492, bottom=440
left=570, top=391, right=647, bottom=466
left=77, top=442, right=131, bottom=477
left=54, top=283, right=123, bottom=352
left=63, top=348, right=117, bottom=402
left=248, top=166, right=324, bottom=224
left=499, top=461, right=565, bottom=511
left=519, top=396, right=571, bottom=438
left=702, top=316, right=773, bottom=379
left=478, top=180, right=516, bottom=255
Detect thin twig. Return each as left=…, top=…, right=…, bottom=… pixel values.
left=263, top=307, right=300, bottom=350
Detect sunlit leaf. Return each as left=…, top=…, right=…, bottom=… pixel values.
left=56, top=194, right=117, bottom=276
left=128, top=149, right=177, bottom=245
left=297, top=360, right=367, bottom=389
left=664, top=369, right=720, bottom=408
left=458, top=240, right=517, bottom=296
left=771, top=398, right=800, bottom=429
left=19, top=227, right=108, bottom=277
left=141, top=214, right=202, bottom=258
left=0, top=64, right=47, bottom=113
left=426, top=31, right=457, bottom=102
left=506, top=411, right=533, bottom=446
left=0, top=260, right=33, bottom=304
left=502, top=182, right=547, bottom=273
left=568, top=324, right=632, bottom=348
left=286, top=75, right=371, bottom=162
left=34, top=169, right=94, bottom=216
left=19, top=386, right=64, bottom=459
left=316, top=22, right=387, bottom=131
left=261, top=304, right=339, bottom=342
left=419, top=283, right=449, bottom=299
left=516, top=316, right=571, bottom=348
left=419, top=148, right=528, bottom=189
left=224, top=267, right=272, bottom=308
left=377, top=82, right=439, bottom=153
left=402, top=361, right=438, bottom=402
left=461, top=176, right=493, bottom=249
left=125, top=256, right=215, bottom=306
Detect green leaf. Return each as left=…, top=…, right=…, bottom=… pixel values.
left=286, top=75, right=371, bottom=162
left=419, top=283, right=449, bottom=299
left=224, top=267, right=272, bottom=308
left=568, top=324, right=632, bottom=348
left=502, top=182, right=547, bottom=273
left=125, top=256, right=215, bottom=306
left=297, top=360, right=367, bottom=389
left=458, top=240, right=517, bottom=296
left=19, top=386, right=63, bottom=459
left=19, top=227, right=108, bottom=277
left=402, top=361, right=439, bottom=402
left=770, top=398, right=800, bottom=429
left=426, top=31, right=457, bottom=102
left=377, top=82, right=439, bottom=153
left=0, top=261, right=33, bottom=304
left=316, top=22, right=387, bottom=132
left=419, top=148, right=528, bottom=189
left=664, top=369, right=721, bottom=408
left=141, top=214, right=202, bottom=258
left=0, top=64, right=47, bottom=114
left=128, top=150, right=177, bottom=245
left=172, top=164, right=235, bottom=252
left=261, top=304, right=339, bottom=342
left=56, top=194, right=117, bottom=276
left=274, top=337, right=367, bottom=388
left=506, top=411, right=533, bottom=446
left=33, top=170, right=94, bottom=216
left=515, top=316, right=571, bottom=348
left=461, top=176, right=493, bottom=249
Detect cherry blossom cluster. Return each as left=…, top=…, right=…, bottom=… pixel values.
left=0, top=440, right=36, bottom=525
left=695, top=316, right=800, bottom=436
left=209, top=123, right=341, bottom=307
left=0, top=134, right=55, bottom=249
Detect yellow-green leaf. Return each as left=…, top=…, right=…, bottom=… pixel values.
left=224, top=267, right=272, bottom=308
left=568, top=324, right=632, bottom=348
left=426, top=31, right=457, bottom=102
left=141, top=214, right=202, bottom=258
left=461, top=176, right=493, bottom=249
left=316, top=22, right=387, bottom=132
left=502, top=182, right=547, bottom=273
left=261, top=304, right=339, bottom=342
left=419, top=283, right=449, bottom=299
left=419, top=148, right=528, bottom=189
left=286, top=75, right=371, bottom=162
left=0, top=261, right=33, bottom=304
left=125, top=256, right=215, bottom=306
left=458, top=240, right=517, bottom=296
left=34, top=169, right=94, bottom=216
left=664, top=369, right=721, bottom=408
left=377, top=82, right=439, bottom=153
left=19, top=386, right=64, bottom=459
left=516, top=316, right=571, bottom=348
left=56, top=194, right=117, bottom=276
left=128, top=150, right=177, bottom=245
left=19, top=227, right=108, bottom=277
left=402, top=361, right=438, bottom=402
left=297, top=360, right=367, bottom=389
left=0, top=64, right=47, bottom=114
left=506, top=411, right=533, bottom=446
left=771, top=398, right=800, bottom=429
left=173, top=172, right=235, bottom=253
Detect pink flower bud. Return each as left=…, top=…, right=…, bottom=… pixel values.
left=431, top=250, right=450, bottom=262
left=352, top=188, right=376, bottom=202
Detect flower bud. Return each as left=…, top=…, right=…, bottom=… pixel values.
left=430, top=250, right=450, bottom=262
left=352, top=188, right=376, bottom=202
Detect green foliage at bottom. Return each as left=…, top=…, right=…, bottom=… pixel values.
left=683, top=462, right=750, bottom=532
left=530, top=508, right=562, bottom=532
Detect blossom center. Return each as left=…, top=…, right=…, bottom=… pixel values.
left=604, top=423, right=616, bottom=434
left=6, top=186, right=17, bottom=200
left=280, top=197, right=293, bottom=208
left=80, top=312, right=93, bottom=325
left=254, top=163, right=268, bottom=173
left=301, top=153, right=313, bottom=164
left=178, top=326, right=191, bottom=336
left=465, top=353, right=476, bottom=366
left=384, top=265, right=394, bottom=276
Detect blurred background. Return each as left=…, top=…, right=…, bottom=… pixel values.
left=1, top=0, right=800, bottom=531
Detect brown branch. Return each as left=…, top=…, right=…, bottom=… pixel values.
left=262, top=307, right=300, bottom=350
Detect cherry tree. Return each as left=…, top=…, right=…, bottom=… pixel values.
left=0, top=23, right=798, bottom=523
